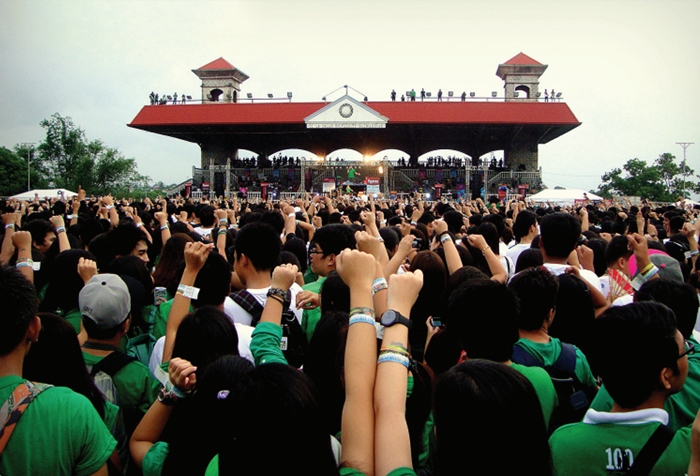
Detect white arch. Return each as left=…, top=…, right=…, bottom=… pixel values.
left=418, top=149, right=472, bottom=163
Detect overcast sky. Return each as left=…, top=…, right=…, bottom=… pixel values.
left=1, top=0, right=698, bottom=193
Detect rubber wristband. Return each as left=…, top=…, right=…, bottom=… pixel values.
left=349, top=315, right=375, bottom=326
left=160, top=224, right=169, bottom=230
left=377, top=353, right=410, bottom=368
left=136, top=222, right=144, bottom=228
left=55, top=226, right=66, bottom=234
left=350, top=307, right=375, bottom=318
left=5, top=224, right=15, bottom=229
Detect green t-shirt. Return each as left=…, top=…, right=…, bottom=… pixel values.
left=63, top=308, right=83, bottom=335
left=153, top=299, right=194, bottom=341
left=82, top=351, right=160, bottom=419
left=590, top=336, right=700, bottom=432
left=549, top=409, right=691, bottom=475
left=511, top=363, right=558, bottom=430
left=514, top=337, right=598, bottom=395
left=0, top=376, right=116, bottom=476
left=301, top=276, right=327, bottom=342
left=142, top=441, right=169, bottom=476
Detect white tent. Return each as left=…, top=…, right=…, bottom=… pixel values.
left=10, top=189, right=77, bottom=201
left=530, top=188, right=603, bottom=204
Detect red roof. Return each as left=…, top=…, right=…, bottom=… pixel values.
left=129, top=101, right=580, bottom=127
left=196, top=57, right=236, bottom=70
left=503, top=53, right=542, bottom=66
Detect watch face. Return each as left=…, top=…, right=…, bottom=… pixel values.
left=381, top=310, right=410, bottom=329
left=339, top=103, right=354, bottom=119
left=381, top=310, right=398, bottom=327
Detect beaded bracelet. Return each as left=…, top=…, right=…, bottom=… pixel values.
left=350, top=306, right=375, bottom=319
left=266, top=294, right=284, bottom=306
left=349, top=314, right=376, bottom=326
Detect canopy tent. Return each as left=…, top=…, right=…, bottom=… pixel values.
left=10, top=189, right=77, bottom=201
left=530, top=188, right=602, bottom=204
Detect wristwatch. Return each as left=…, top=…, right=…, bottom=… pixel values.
left=380, top=310, right=412, bottom=329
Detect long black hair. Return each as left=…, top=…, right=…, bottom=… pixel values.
left=216, top=362, right=340, bottom=475
left=434, top=360, right=552, bottom=475
left=23, top=312, right=106, bottom=419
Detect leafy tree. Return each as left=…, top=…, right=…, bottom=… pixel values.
left=654, top=153, right=700, bottom=199
left=31, top=113, right=149, bottom=195
left=0, top=147, right=43, bottom=196
left=597, top=154, right=700, bottom=201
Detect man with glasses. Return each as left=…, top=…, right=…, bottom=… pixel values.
left=550, top=302, right=696, bottom=475
left=295, top=224, right=356, bottom=342
left=590, top=278, right=700, bottom=432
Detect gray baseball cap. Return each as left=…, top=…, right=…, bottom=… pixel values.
left=79, top=274, right=131, bottom=329
left=649, top=253, right=683, bottom=283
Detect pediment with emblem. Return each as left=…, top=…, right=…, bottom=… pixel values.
left=304, top=95, right=388, bottom=129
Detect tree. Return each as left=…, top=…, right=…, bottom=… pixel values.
left=597, top=154, right=700, bottom=201
left=0, top=147, right=43, bottom=196
left=31, top=113, right=149, bottom=195
left=654, top=152, right=700, bottom=199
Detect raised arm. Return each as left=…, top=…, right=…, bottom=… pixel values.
left=49, top=215, right=71, bottom=253
left=1, top=213, right=17, bottom=265
left=374, top=270, right=423, bottom=476
left=434, top=220, right=462, bottom=276
left=467, top=234, right=507, bottom=283
left=384, top=234, right=415, bottom=277
left=163, top=242, right=213, bottom=362
left=12, top=232, right=34, bottom=282
left=337, top=249, right=378, bottom=476
left=130, top=358, right=196, bottom=468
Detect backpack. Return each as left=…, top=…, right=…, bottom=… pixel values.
left=230, top=289, right=308, bottom=368
left=87, top=351, right=136, bottom=406
left=125, top=333, right=157, bottom=368
left=512, top=343, right=591, bottom=432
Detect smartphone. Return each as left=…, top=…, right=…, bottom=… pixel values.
left=430, top=317, right=443, bottom=329
left=412, top=238, right=423, bottom=248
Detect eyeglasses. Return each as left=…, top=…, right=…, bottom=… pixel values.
left=679, top=340, right=696, bottom=360
left=308, top=249, right=324, bottom=257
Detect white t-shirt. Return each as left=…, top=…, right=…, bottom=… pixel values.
left=499, top=255, right=516, bottom=280
left=224, top=284, right=304, bottom=326
left=506, top=243, right=531, bottom=269
left=543, top=263, right=603, bottom=292
left=149, top=320, right=255, bottom=381
left=193, top=226, right=215, bottom=240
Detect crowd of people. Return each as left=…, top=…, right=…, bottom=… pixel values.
left=1, top=189, right=700, bottom=475
left=149, top=92, right=188, bottom=106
